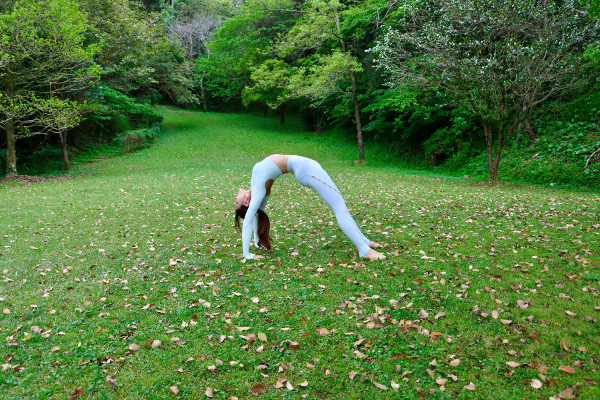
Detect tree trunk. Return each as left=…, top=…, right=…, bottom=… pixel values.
left=335, top=9, right=364, bottom=162
left=349, top=70, right=365, bottom=161
left=200, top=77, right=208, bottom=112
left=278, top=105, right=285, bottom=124
left=483, top=120, right=498, bottom=182
left=5, top=118, right=18, bottom=175
left=522, top=101, right=538, bottom=142
left=523, top=118, right=538, bottom=142
left=58, top=130, right=71, bottom=171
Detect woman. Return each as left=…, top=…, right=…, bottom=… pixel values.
left=234, top=154, right=386, bottom=261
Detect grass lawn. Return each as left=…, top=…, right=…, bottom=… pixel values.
left=1, top=107, right=599, bottom=399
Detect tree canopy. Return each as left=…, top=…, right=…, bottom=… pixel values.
left=1, top=0, right=599, bottom=187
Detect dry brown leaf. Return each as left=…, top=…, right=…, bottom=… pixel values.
left=250, top=383, right=265, bottom=396
left=373, top=380, right=388, bottom=390
left=531, top=379, right=543, bottom=389
left=500, top=319, right=512, bottom=325
left=349, top=371, right=357, bottom=380
left=315, top=327, right=329, bottom=336
left=560, top=338, right=570, bottom=352
left=205, top=387, right=214, bottom=398
left=557, top=387, right=576, bottom=399
left=492, top=310, right=499, bottom=319
left=506, top=361, right=520, bottom=368
left=558, top=365, right=576, bottom=374
left=171, top=337, right=186, bottom=345
left=449, top=359, right=461, bottom=367
left=463, top=382, right=476, bottom=391
left=170, top=386, right=179, bottom=394
left=150, top=340, right=162, bottom=348
left=258, top=332, right=267, bottom=342
left=128, top=343, right=141, bottom=351
left=67, top=388, right=84, bottom=400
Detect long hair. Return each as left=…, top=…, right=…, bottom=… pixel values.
left=235, top=206, right=271, bottom=249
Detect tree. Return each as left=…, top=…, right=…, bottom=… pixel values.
left=168, top=2, right=221, bottom=111
left=249, top=0, right=397, bottom=160
left=373, top=0, right=598, bottom=182
left=200, top=0, right=300, bottom=109
left=0, top=0, right=99, bottom=175
left=82, top=0, right=195, bottom=106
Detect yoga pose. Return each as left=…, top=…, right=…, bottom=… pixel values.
left=234, top=154, right=386, bottom=260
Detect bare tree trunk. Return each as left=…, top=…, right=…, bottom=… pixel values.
left=483, top=120, right=498, bottom=182
left=5, top=118, right=18, bottom=175
left=200, top=77, right=208, bottom=112
left=58, top=131, right=71, bottom=171
left=522, top=101, right=538, bottom=142
left=349, top=70, right=365, bottom=161
left=278, top=105, right=285, bottom=124
left=335, top=9, right=365, bottom=162
left=523, top=118, right=538, bottom=142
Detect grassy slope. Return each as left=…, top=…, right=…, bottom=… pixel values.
left=1, top=107, right=599, bottom=399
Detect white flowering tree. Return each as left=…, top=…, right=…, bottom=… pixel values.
left=373, top=0, right=598, bottom=182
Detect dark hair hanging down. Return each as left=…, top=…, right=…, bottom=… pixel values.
left=235, top=206, right=271, bottom=250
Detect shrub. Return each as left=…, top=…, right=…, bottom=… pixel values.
left=116, top=126, right=162, bottom=152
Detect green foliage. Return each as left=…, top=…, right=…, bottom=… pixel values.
left=82, top=0, right=195, bottom=106
left=86, top=85, right=163, bottom=136
left=0, top=0, right=100, bottom=173
left=116, top=125, right=162, bottom=152
left=374, top=0, right=599, bottom=181
left=201, top=0, right=299, bottom=106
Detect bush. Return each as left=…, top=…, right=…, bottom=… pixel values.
left=116, top=126, right=162, bottom=152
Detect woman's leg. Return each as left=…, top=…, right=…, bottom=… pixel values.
left=297, top=165, right=371, bottom=257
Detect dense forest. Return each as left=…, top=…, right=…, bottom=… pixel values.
left=1, top=0, right=599, bottom=188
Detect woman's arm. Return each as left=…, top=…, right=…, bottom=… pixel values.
left=242, top=189, right=266, bottom=259
left=253, top=195, right=269, bottom=247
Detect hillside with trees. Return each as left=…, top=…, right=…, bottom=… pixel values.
left=1, top=0, right=599, bottom=188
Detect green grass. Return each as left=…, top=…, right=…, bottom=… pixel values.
left=1, top=107, right=599, bottom=399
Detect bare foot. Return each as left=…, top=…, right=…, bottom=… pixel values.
left=369, top=241, right=384, bottom=249
left=364, top=248, right=386, bottom=260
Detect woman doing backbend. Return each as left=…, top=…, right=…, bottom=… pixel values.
left=234, top=154, right=386, bottom=261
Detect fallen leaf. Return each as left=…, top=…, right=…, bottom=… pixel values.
left=557, top=387, right=576, bottom=399
left=67, top=388, right=84, bottom=400
left=449, top=359, right=461, bottom=367
left=170, top=386, right=179, bottom=394
left=315, top=327, right=329, bottom=336
left=558, top=365, right=576, bottom=374
left=150, top=340, right=162, bottom=348
left=463, top=382, right=476, bottom=391
left=205, top=387, right=214, bottom=398
left=373, top=380, right=388, bottom=390
left=258, top=332, right=267, bottom=342
left=250, top=383, right=265, bottom=395
left=506, top=361, right=520, bottom=368
left=531, top=379, right=543, bottom=389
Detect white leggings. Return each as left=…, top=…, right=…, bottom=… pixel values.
left=288, top=156, right=371, bottom=256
